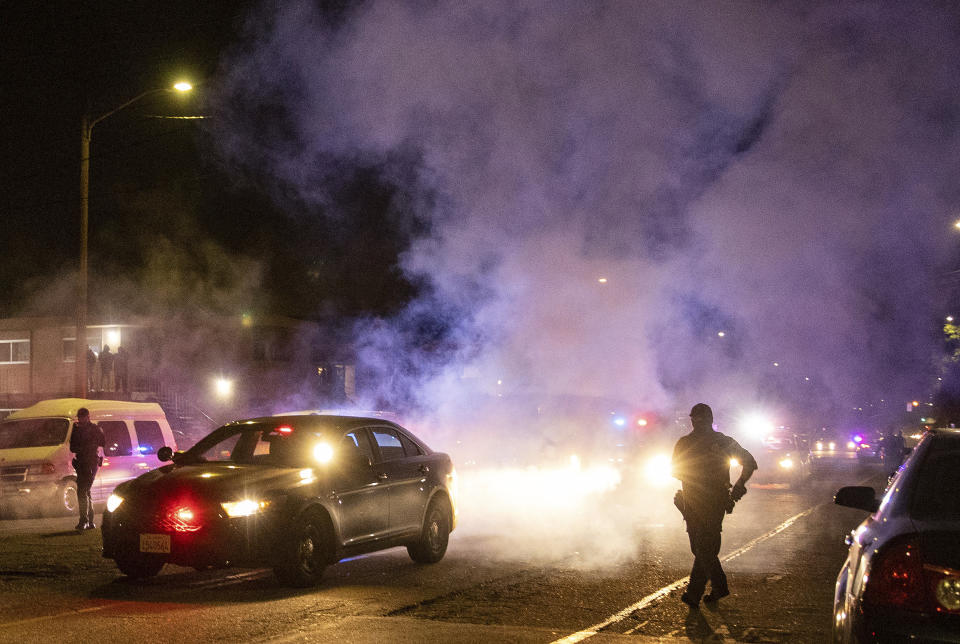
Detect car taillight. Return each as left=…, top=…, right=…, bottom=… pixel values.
left=863, top=535, right=926, bottom=611
left=863, top=534, right=960, bottom=614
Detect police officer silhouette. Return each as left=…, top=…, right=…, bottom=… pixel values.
left=672, top=403, right=757, bottom=607
left=69, top=407, right=105, bottom=530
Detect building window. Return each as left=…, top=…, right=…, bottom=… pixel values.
left=63, top=338, right=76, bottom=362
left=0, top=339, right=29, bottom=364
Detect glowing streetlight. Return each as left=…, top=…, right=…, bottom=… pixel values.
left=597, top=277, right=608, bottom=284
left=717, top=331, right=726, bottom=337
left=948, top=316, right=955, bottom=323
left=76, top=81, right=193, bottom=397
left=954, top=220, right=960, bottom=231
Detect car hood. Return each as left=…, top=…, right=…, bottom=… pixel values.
left=0, top=445, right=62, bottom=465
left=117, top=462, right=307, bottom=502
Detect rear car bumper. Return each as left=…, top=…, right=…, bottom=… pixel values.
left=854, top=607, right=960, bottom=643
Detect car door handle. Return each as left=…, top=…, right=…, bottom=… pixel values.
left=418, top=465, right=430, bottom=474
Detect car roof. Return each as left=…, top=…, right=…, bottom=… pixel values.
left=6, top=397, right=164, bottom=420
left=234, top=414, right=403, bottom=432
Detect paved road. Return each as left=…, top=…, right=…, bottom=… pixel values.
left=0, top=459, right=884, bottom=643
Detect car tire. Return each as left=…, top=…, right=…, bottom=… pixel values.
left=115, top=554, right=165, bottom=579
left=47, top=480, right=78, bottom=517
left=274, top=509, right=330, bottom=587
left=407, top=497, right=450, bottom=564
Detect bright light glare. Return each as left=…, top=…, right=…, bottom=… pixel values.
left=613, top=417, right=626, bottom=427
left=815, top=441, right=824, bottom=450
left=175, top=507, right=195, bottom=522
left=778, top=458, right=794, bottom=469
left=637, top=418, right=648, bottom=427
left=853, top=434, right=863, bottom=444
left=846, top=441, right=856, bottom=449
left=221, top=499, right=267, bottom=517
left=828, top=441, right=837, bottom=450
left=569, top=454, right=581, bottom=470
left=214, top=377, right=233, bottom=399
left=729, top=457, right=740, bottom=468
left=644, top=453, right=673, bottom=487
left=739, top=413, right=774, bottom=439
left=106, top=494, right=123, bottom=512
left=313, top=443, right=334, bottom=464
left=105, top=328, right=121, bottom=348
left=173, top=81, right=193, bottom=92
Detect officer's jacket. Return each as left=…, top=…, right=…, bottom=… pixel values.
left=672, top=429, right=757, bottom=508
left=69, top=421, right=105, bottom=466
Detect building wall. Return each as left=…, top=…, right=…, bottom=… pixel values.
left=0, top=328, right=31, bottom=394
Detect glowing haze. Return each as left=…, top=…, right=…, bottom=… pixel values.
left=212, top=2, right=959, bottom=439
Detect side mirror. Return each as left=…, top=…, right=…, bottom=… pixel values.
left=157, top=446, right=174, bottom=462
left=834, top=486, right=879, bottom=513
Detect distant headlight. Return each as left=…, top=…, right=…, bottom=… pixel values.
left=644, top=453, right=673, bottom=486
left=778, top=458, right=794, bottom=469
left=815, top=441, right=824, bottom=450
left=828, top=442, right=836, bottom=450
left=221, top=499, right=270, bottom=518
left=106, top=494, right=124, bottom=513
left=313, top=442, right=334, bottom=464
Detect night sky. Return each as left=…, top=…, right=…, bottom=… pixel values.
left=3, top=2, right=960, bottom=430
left=0, top=0, right=410, bottom=320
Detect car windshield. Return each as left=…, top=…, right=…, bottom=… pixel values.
left=0, top=418, right=70, bottom=449
left=183, top=422, right=333, bottom=467
left=911, top=445, right=960, bottom=521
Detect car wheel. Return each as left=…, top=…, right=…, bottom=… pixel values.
left=46, top=480, right=78, bottom=517
left=115, top=554, right=165, bottom=579
left=274, top=509, right=330, bottom=587
left=407, top=497, right=450, bottom=564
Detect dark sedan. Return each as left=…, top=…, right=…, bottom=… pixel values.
left=101, top=414, right=457, bottom=586
left=833, top=428, right=960, bottom=642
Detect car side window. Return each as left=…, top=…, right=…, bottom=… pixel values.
left=133, top=420, right=165, bottom=455
left=100, top=420, right=132, bottom=456
left=398, top=431, right=423, bottom=457
left=343, top=430, right=375, bottom=463
left=371, top=428, right=406, bottom=462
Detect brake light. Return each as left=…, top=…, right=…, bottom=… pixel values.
left=276, top=425, right=293, bottom=434
left=863, top=535, right=926, bottom=611
left=863, top=534, right=960, bottom=614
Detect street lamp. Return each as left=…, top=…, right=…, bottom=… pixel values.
left=75, top=82, right=193, bottom=397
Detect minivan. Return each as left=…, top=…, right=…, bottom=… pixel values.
left=0, top=398, right=177, bottom=517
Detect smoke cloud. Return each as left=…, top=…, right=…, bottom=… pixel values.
left=209, top=2, right=960, bottom=557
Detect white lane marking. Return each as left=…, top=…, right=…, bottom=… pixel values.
left=551, top=506, right=817, bottom=643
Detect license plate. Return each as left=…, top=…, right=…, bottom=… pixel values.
left=139, top=533, right=171, bottom=554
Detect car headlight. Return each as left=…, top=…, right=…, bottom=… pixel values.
left=221, top=499, right=271, bottom=517
left=106, top=494, right=124, bottom=513
left=313, top=442, right=334, bottom=464
left=779, top=458, right=794, bottom=469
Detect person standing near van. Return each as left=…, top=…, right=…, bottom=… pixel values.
left=99, top=346, right=114, bottom=391
left=69, top=407, right=105, bottom=530
left=115, top=346, right=129, bottom=394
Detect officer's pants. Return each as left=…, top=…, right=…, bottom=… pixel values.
left=75, top=465, right=97, bottom=524
left=686, top=507, right=727, bottom=598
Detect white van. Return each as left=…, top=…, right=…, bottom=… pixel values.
left=0, top=398, right=177, bottom=517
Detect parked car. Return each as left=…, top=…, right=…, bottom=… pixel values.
left=832, top=428, right=960, bottom=642
left=0, top=398, right=176, bottom=517
left=101, top=414, right=457, bottom=586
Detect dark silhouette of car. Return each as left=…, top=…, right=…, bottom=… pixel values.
left=833, top=428, right=960, bottom=642
left=751, top=431, right=811, bottom=488
left=101, top=414, right=457, bottom=586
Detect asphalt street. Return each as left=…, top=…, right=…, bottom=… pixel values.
left=0, top=459, right=884, bottom=643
